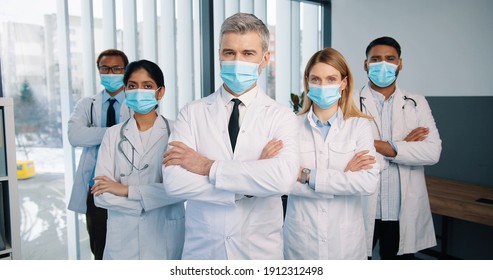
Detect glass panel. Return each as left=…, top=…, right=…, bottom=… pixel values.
left=0, top=0, right=91, bottom=260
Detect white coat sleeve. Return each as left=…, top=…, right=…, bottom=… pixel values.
left=288, top=182, right=335, bottom=199
left=163, top=104, right=236, bottom=206
left=68, top=97, right=107, bottom=147
left=213, top=108, right=299, bottom=197
left=314, top=119, right=380, bottom=196
left=94, top=128, right=143, bottom=216
left=127, top=183, right=184, bottom=212
left=392, top=96, right=442, bottom=166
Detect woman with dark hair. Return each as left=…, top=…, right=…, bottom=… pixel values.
left=283, top=48, right=379, bottom=260
left=91, top=59, right=185, bottom=259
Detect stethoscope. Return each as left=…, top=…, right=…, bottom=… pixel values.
left=358, top=85, right=417, bottom=139
left=118, top=115, right=171, bottom=177
left=88, top=98, right=131, bottom=127
left=358, top=85, right=417, bottom=113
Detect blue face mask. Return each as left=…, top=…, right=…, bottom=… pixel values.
left=100, top=74, right=124, bottom=92
left=125, top=88, right=159, bottom=114
left=220, top=60, right=261, bottom=94
left=367, top=61, right=398, bottom=87
left=307, top=83, right=342, bottom=109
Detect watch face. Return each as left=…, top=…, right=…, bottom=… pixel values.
left=303, top=168, right=309, bottom=174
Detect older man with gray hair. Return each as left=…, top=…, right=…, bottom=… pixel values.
left=162, top=13, right=299, bottom=260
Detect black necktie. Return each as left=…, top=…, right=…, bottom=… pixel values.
left=228, top=98, right=241, bottom=152
left=106, top=98, right=116, bottom=127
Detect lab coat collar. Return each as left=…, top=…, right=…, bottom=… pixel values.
left=307, top=106, right=338, bottom=129
left=121, top=114, right=167, bottom=157
left=206, top=86, right=273, bottom=156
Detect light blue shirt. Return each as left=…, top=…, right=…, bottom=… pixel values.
left=370, top=88, right=401, bottom=221
left=100, top=90, right=125, bottom=127
left=306, top=108, right=338, bottom=190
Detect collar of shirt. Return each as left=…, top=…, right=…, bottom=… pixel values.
left=368, top=83, right=395, bottom=107
left=103, top=90, right=125, bottom=105
left=221, top=85, right=258, bottom=109
left=370, top=87, right=395, bottom=115
left=307, top=106, right=338, bottom=129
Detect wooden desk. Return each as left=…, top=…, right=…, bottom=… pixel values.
left=424, top=176, right=493, bottom=259
left=426, top=176, right=493, bottom=226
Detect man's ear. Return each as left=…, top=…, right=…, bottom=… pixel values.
left=363, top=59, right=369, bottom=72
left=260, top=51, right=271, bottom=70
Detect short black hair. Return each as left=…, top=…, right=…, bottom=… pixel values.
left=123, top=60, right=165, bottom=88
left=365, top=36, right=401, bottom=57
left=96, top=49, right=129, bottom=67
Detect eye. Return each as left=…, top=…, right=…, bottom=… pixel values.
left=144, top=84, right=154, bottom=89
left=244, top=51, right=255, bottom=56
left=309, top=77, right=319, bottom=83
left=386, top=56, right=397, bottom=62
left=127, top=84, right=137, bottom=89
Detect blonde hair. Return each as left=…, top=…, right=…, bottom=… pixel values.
left=299, top=47, right=371, bottom=120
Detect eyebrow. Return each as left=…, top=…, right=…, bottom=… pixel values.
left=99, top=64, right=124, bottom=67
left=310, top=74, right=339, bottom=78
left=127, top=80, right=156, bottom=85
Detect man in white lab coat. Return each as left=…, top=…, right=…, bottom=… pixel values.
left=67, top=49, right=131, bottom=260
left=163, top=13, right=299, bottom=260
left=355, top=37, right=442, bottom=259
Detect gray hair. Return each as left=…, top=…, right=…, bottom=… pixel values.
left=220, top=13, right=270, bottom=52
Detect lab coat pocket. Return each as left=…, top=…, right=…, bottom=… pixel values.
left=182, top=211, right=212, bottom=259
left=106, top=217, right=122, bottom=253
left=299, top=140, right=316, bottom=167
left=283, top=216, right=310, bottom=259
left=339, top=222, right=366, bottom=260
left=165, top=216, right=185, bottom=260
left=329, top=141, right=356, bottom=171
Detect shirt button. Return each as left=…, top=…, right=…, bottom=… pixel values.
left=226, top=236, right=231, bottom=240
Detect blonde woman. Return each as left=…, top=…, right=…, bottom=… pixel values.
left=283, top=48, right=380, bottom=260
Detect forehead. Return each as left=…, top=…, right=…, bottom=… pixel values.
left=367, top=44, right=399, bottom=57
left=220, top=31, right=263, bottom=51
left=127, top=68, right=154, bottom=83
left=99, top=55, right=124, bottom=66
left=309, top=62, right=340, bottom=77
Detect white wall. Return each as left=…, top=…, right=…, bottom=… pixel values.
left=331, top=0, right=493, bottom=97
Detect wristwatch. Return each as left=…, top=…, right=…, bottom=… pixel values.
left=301, top=168, right=311, bottom=184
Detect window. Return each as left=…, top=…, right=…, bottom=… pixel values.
left=0, top=0, right=326, bottom=259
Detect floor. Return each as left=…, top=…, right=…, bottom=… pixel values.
left=18, top=172, right=92, bottom=260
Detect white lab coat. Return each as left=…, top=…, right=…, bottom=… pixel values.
left=94, top=115, right=185, bottom=260
left=163, top=87, right=299, bottom=260
left=355, top=84, right=442, bottom=256
left=68, top=91, right=131, bottom=213
left=283, top=109, right=379, bottom=260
